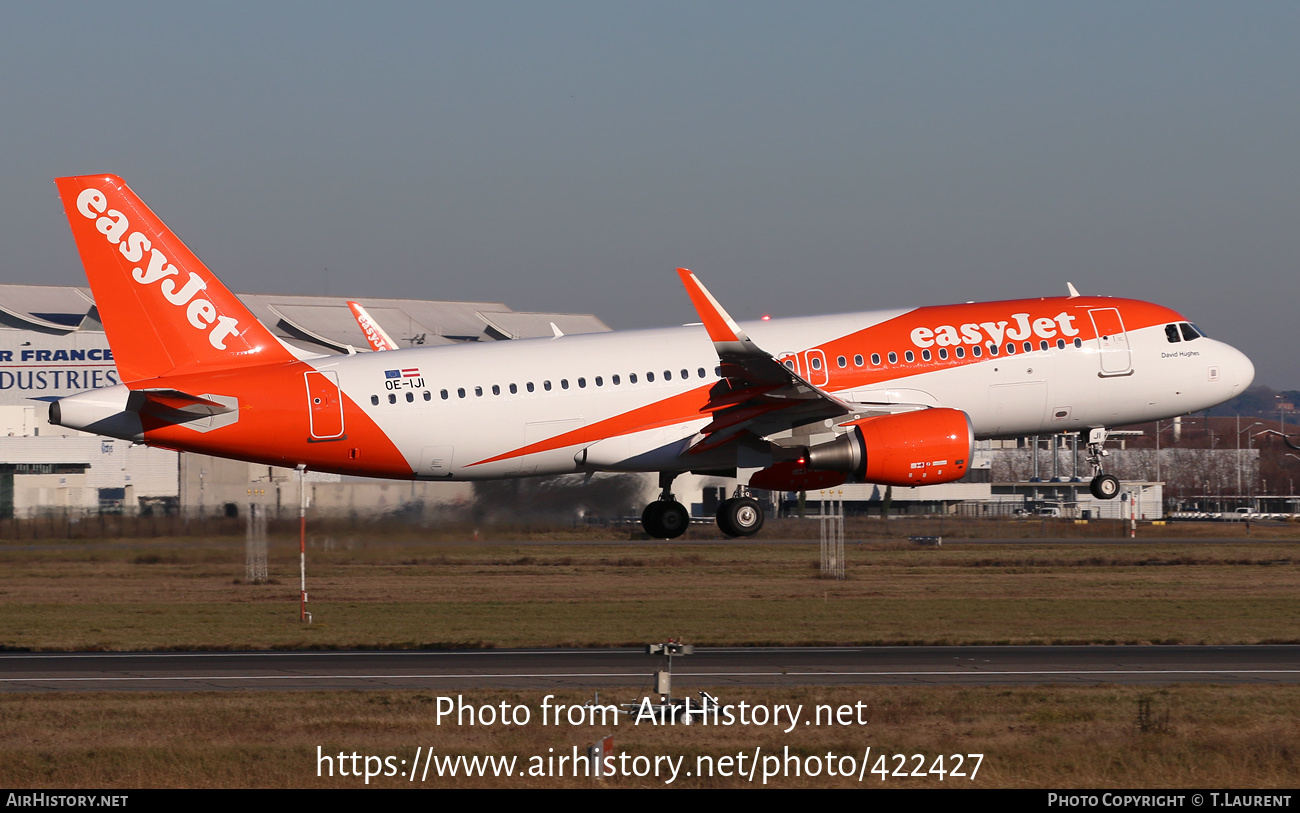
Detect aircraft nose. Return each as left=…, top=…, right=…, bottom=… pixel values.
left=1225, top=343, right=1255, bottom=395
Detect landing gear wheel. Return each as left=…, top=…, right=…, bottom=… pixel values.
left=642, top=500, right=690, bottom=539
left=716, top=497, right=765, bottom=538
left=1090, top=473, right=1120, bottom=500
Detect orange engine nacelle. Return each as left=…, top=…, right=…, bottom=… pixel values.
left=802, top=408, right=974, bottom=487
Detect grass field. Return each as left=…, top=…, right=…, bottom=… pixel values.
left=2, top=519, right=1298, bottom=789
left=1, top=519, right=1297, bottom=650
left=3, top=685, right=1297, bottom=788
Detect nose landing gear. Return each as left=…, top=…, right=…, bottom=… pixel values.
left=1086, top=427, right=1121, bottom=500
left=1089, top=472, right=1121, bottom=500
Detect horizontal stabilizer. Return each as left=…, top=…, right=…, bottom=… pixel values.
left=128, top=388, right=237, bottom=418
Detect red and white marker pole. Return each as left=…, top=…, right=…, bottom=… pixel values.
left=298, top=464, right=310, bottom=622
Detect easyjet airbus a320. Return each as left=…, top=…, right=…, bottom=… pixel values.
left=49, top=175, right=1254, bottom=537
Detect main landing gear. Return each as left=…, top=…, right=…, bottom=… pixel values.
left=641, top=472, right=690, bottom=539
left=716, top=487, right=764, bottom=538
left=642, top=499, right=690, bottom=539
left=639, top=475, right=767, bottom=539
left=1085, top=427, right=1121, bottom=500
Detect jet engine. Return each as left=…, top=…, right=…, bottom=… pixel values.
left=801, top=408, right=974, bottom=487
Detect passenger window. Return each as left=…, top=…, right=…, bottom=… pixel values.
left=475, top=386, right=483, bottom=397
left=921, top=349, right=930, bottom=361
left=988, top=343, right=999, bottom=356
left=972, top=345, right=982, bottom=358
left=869, top=354, right=879, bottom=366
left=424, top=391, right=431, bottom=401
left=837, top=356, right=846, bottom=368
left=663, top=370, right=672, bottom=381
left=783, top=360, right=795, bottom=370
left=544, top=381, right=552, bottom=391
left=647, top=372, right=655, bottom=382
left=458, top=388, right=466, bottom=398
left=855, top=354, right=865, bottom=367
left=697, top=368, right=706, bottom=378
left=1056, top=339, right=1065, bottom=349
left=681, top=369, right=688, bottom=379
left=613, top=375, right=621, bottom=385
left=1023, top=342, right=1032, bottom=353
left=1073, top=338, right=1082, bottom=348
left=577, top=378, right=586, bottom=388
left=388, top=393, right=396, bottom=404
left=938, top=348, right=948, bottom=360
left=370, top=395, right=379, bottom=406
left=630, top=373, right=638, bottom=384
left=527, top=382, right=535, bottom=392
left=1006, top=343, right=1016, bottom=355
left=406, top=392, right=414, bottom=402
left=441, top=389, right=449, bottom=400
left=561, top=379, right=569, bottom=389
left=810, top=357, right=822, bottom=371
left=905, top=350, right=915, bottom=362
left=1040, top=340, right=1048, bottom=351
left=595, top=376, right=602, bottom=386
left=492, top=384, right=500, bottom=395
left=887, top=352, right=898, bottom=364
left=955, top=347, right=964, bottom=359
left=509, top=383, right=517, bottom=394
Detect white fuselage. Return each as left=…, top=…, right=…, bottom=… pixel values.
left=304, top=303, right=1253, bottom=480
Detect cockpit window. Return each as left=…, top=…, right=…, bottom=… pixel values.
left=1165, top=324, right=1181, bottom=343
left=1180, top=322, right=1200, bottom=341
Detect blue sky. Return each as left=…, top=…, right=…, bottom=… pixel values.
left=2, top=2, right=1296, bottom=384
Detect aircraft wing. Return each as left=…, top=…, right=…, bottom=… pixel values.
left=676, top=268, right=855, bottom=454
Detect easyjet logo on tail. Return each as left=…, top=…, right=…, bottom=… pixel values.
left=74, top=187, right=241, bottom=351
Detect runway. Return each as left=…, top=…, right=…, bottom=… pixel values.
left=2, top=645, right=1297, bottom=692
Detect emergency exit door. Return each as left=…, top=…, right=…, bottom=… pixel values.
left=305, top=370, right=345, bottom=440
left=1088, top=308, right=1132, bottom=376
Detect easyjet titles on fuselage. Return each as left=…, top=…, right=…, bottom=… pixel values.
left=909, top=311, right=1081, bottom=349
left=73, top=187, right=241, bottom=351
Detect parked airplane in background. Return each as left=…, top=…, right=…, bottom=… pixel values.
left=347, top=301, right=399, bottom=352
left=50, top=175, right=1255, bottom=538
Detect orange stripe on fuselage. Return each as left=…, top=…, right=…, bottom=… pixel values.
left=467, top=296, right=1185, bottom=468
left=470, top=385, right=716, bottom=467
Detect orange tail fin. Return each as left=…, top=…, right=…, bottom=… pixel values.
left=347, top=301, right=400, bottom=351
left=54, top=174, right=295, bottom=383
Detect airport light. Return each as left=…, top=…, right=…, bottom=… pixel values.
left=1237, top=420, right=1262, bottom=496
left=1153, top=420, right=1177, bottom=484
